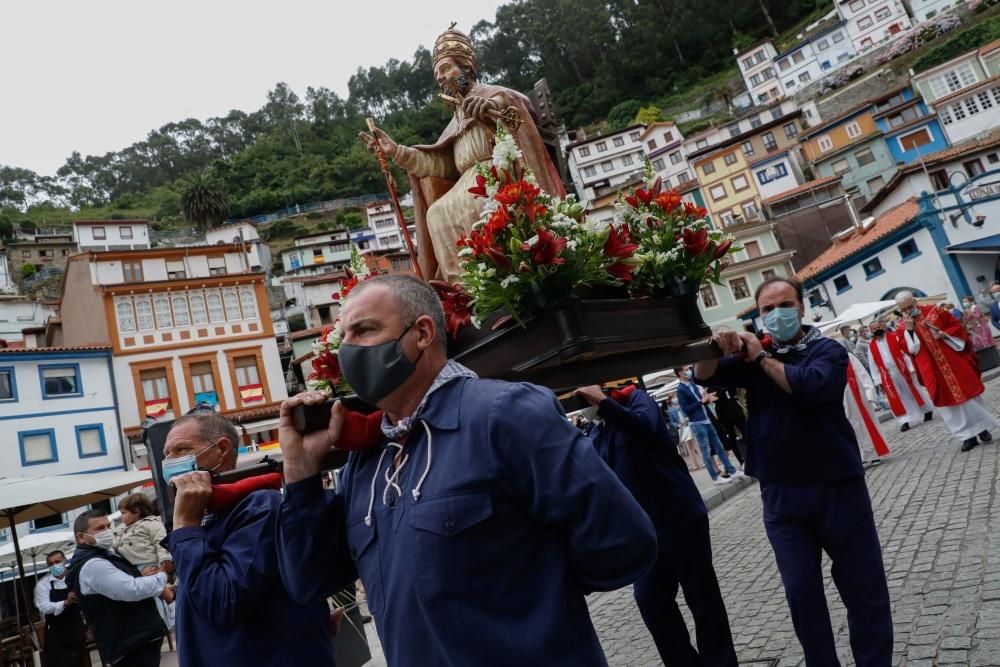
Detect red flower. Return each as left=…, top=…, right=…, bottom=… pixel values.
left=655, top=191, right=683, bottom=214
left=486, top=247, right=513, bottom=272
left=650, top=177, right=663, bottom=197
left=604, top=224, right=638, bottom=259
left=430, top=281, right=473, bottom=337
left=682, top=227, right=710, bottom=255
left=307, top=350, right=341, bottom=384
left=468, top=174, right=489, bottom=198
left=606, top=262, right=636, bottom=282
left=635, top=188, right=654, bottom=206
left=495, top=180, right=541, bottom=206
left=461, top=229, right=495, bottom=257
left=683, top=202, right=708, bottom=218
left=521, top=229, right=567, bottom=266
left=712, top=239, right=733, bottom=260
left=333, top=275, right=359, bottom=301
left=624, top=195, right=639, bottom=208
left=484, top=205, right=512, bottom=235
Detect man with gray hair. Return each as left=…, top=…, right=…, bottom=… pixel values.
left=163, top=412, right=336, bottom=666
left=894, top=291, right=998, bottom=452
left=277, top=273, right=658, bottom=666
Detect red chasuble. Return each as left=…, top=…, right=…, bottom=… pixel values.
left=908, top=305, right=984, bottom=407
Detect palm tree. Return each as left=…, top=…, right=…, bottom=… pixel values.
left=180, top=172, right=228, bottom=231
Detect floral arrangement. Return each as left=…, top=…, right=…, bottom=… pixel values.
left=306, top=245, right=375, bottom=392
left=450, top=123, right=639, bottom=327
left=616, top=162, right=737, bottom=297
left=874, top=14, right=961, bottom=65
left=821, top=65, right=864, bottom=93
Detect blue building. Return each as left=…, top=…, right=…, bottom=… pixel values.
left=870, top=86, right=950, bottom=169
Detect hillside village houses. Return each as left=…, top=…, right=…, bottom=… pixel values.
left=912, top=39, right=1000, bottom=145
left=839, top=0, right=912, bottom=52
left=73, top=219, right=151, bottom=252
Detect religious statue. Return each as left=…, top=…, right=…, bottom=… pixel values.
left=360, top=25, right=565, bottom=282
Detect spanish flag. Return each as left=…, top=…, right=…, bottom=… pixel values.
left=240, top=384, right=264, bottom=403
left=144, top=398, right=170, bottom=418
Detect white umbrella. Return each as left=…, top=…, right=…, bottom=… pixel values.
left=819, top=300, right=898, bottom=334
left=0, top=470, right=150, bottom=647
left=0, top=530, right=75, bottom=570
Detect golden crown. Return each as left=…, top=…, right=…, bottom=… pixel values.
left=433, top=23, right=478, bottom=74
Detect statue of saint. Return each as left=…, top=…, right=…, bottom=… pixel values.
left=360, top=26, right=565, bottom=282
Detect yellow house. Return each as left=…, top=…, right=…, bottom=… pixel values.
left=799, top=108, right=880, bottom=163
left=692, top=145, right=762, bottom=228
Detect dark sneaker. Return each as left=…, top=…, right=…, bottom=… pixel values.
left=924, top=412, right=934, bottom=422
left=961, top=438, right=979, bottom=452
left=980, top=430, right=993, bottom=443
left=900, top=423, right=911, bottom=433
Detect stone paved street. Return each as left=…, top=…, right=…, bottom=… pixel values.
left=588, top=377, right=1000, bottom=666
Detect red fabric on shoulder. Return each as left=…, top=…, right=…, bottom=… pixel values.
left=338, top=409, right=384, bottom=451
left=610, top=384, right=638, bottom=403
left=208, top=472, right=283, bottom=513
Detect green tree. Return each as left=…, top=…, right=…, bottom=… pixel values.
left=21, top=264, right=37, bottom=280
left=607, top=100, right=644, bottom=129
left=635, top=105, right=662, bottom=126
left=180, top=172, right=229, bottom=231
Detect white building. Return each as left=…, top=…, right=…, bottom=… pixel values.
left=681, top=100, right=802, bottom=155
left=279, top=272, right=345, bottom=329
left=73, top=220, right=151, bottom=252
left=904, top=0, right=958, bottom=22
left=775, top=23, right=856, bottom=96
left=736, top=40, right=784, bottom=105
left=565, top=125, right=647, bottom=204
left=642, top=122, right=695, bottom=189
left=835, top=0, right=911, bottom=53
left=749, top=149, right=807, bottom=202
left=0, top=345, right=128, bottom=476
left=912, top=42, right=1000, bottom=145
left=0, top=297, right=58, bottom=342
left=280, top=229, right=352, bottom=275
left=366, top=202, right=405, bottom=250
left=52, top=245, right=286, bottom=449
left=206, top=221, right=271, bottom=273
left=860, top=129, right=1000, bottom=298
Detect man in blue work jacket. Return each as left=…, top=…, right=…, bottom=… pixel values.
left=694, top=276, right=892, bottom=667
left=277, top=273, right=658, bottom=666
left=577, top=382, right=738, bottom=667
left=164, top=413, right=336, bottom=667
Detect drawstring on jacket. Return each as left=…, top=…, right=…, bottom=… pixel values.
left=364, top=420, right=434, bottom=528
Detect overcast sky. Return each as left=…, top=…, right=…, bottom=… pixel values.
left=1, top=0, right=504, bottom=176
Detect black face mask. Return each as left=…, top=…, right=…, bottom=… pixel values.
left=338, top=322, right=423, bottom=405
left=873, top=328, right=885, bottom=338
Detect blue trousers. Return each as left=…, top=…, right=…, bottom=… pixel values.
left=633, top=515, right=738, bottom=667
left=761, top=478, right=892, bottom=667
left=690, top=422, right=737, bottom=479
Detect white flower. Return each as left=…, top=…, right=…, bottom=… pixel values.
left=492, top=135, right=523, bottom=170
left=550, top=213, right=574, bottom=229
left=458, top=247, right=474, bottom=257
left=566, top=239, right=579, bottom=251
left=525, top=235, right=539, bottom=247
left=478, top=262, right=488, bottom=272
left=581, top=219, right=610, bottom=234
left=500, top=275, right=519, bottom=288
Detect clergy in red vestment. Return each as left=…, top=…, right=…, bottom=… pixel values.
left=845, top=352, right=890, bottom=464
left=894, top=292, right=999, bottom=452
left=867, top=317, right=934, bottom=432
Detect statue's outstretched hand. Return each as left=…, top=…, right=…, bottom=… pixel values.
left=461, top=95, right=498, bottom=123
left=359, top=127, right=398, bottom=159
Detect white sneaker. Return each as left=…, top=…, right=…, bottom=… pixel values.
left=713, top=476, right=732, bottom=485
left=731, top=470, right=746, bottom=478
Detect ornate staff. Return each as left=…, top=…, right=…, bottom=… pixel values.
left=438, top=93, right=523, bottom=132
left=365, top=117, right=423, bottom=280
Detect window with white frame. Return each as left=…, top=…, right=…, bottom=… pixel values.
left=119, top=226, right=133, bottom=240
left=207, top=293, right=225, bottom=322
left=729, top=277, right=751, bottom=300
left=818, top=134, right=834, bottom=152
left=731, top=174, right=750, bottom=192
left=629, top=131, right=641, bottom=142
left=601, top=160, right=614, bottom=173
left=742, top=202, right=759, bottom=220
left=845, top=121, right=862, bottom=138
left=699, top=285, right=719, bottom=308
left=596, top=141, right=608, bottom=153
left=709, top=184, right=727, bottom=201
left=208, top=257, right=227, bottom=276
left=622, top=155, right=634, bottom=166
left=583, top=166, right=597, bottom=177
left=190, top=294, right=208, bottom=324
left=239, top=287, right=258, bottom=319
left=930, top=64, right=978, bottom=98
left=613, top=136, right=625, bottom=147
left=720, top=212, right=736, bottom=227
left=783, top=122, right=798, bottom=138
left=116, top=300, right=136, bottom=333
left=742, top=141, right=755, bottom=156
left=134, top=298, right=154, bottom=330
left=579, top=147, right=590, bottom=157
left=223, top=290, right=242, bottom=320
left=172, top=296, right=191, bottom=326
left=153, top=297, right=173, bottom=328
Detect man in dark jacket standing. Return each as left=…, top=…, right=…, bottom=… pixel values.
left=65, top=511, right=168, bottom=667
left=576, top=383, right=738, bottom=667
left=694, top=276, right=892, bottom=666
left=164, top=412, right=336, bottom=667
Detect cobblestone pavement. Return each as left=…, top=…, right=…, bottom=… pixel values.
left=588, top=377, right=1000, bottom=666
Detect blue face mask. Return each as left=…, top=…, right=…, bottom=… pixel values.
left=764, top=307, right=802, bottom=342
left=162, top=442, right=219, bottom=484
left=994, top=293, right=1000, bottom=301
left=684, top=370, right=693, bottom=379
left=49, top=563, right=66, bottom=578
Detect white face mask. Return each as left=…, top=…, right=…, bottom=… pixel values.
left=86, top=529, right=115, bottom=551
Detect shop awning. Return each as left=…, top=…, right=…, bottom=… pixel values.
left=945, top=233, right=1000, bottom=254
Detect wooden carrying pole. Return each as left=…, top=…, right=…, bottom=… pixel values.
left=366, top=118, right=423, bottom=280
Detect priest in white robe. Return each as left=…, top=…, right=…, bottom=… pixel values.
left=867, top=317, right=933, bottom=432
